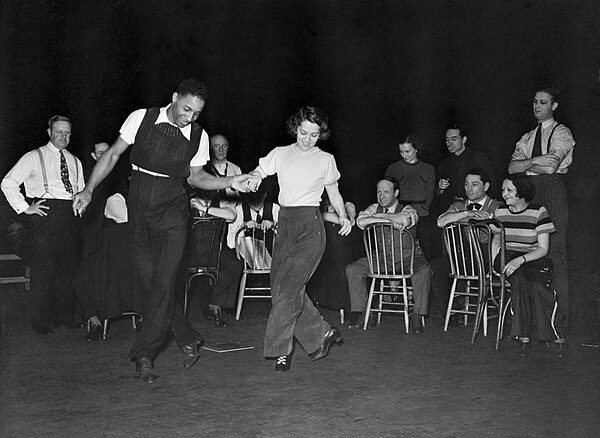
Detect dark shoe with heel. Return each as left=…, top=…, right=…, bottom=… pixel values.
left=135, top=357, right=159, bottom=384
left=519, top=342, right=531, bottom=357
left=310, top=327, right=343, bottom=361
left=275, top=355, right=292, bottom=372
left=181, top=338, right=204, bottom=369
left=85, top=324, right=102, bottom=342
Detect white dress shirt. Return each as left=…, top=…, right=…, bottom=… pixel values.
left=2, top=142, right=84, bottom=214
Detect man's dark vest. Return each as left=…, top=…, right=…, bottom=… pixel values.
left=129, top=107, right=202, bottom=178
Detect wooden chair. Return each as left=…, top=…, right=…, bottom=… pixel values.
left=184, top=217, right=227, bottom=315
left=234, top=225, right=276, bottom=320
left=0, top=254, right=30, bottom=291
left=442, top=223, right=485, bottom=332
left=468, top=219, right=511, bottom=350
left=362, top=223, right=420, bottom=333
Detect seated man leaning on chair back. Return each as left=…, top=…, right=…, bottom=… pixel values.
left=345, top=177, right=431, bottom=333
left=430, top=167, right=501, bottom=320
left=189, top=194, right=242, bottom=327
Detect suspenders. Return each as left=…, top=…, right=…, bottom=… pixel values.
left=35, top=147, right=79, bottom=199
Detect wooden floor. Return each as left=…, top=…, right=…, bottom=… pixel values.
left=1, top=284, right=599, bottom=438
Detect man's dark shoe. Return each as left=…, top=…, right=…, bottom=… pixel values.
left=135, top=357, right=159, bottom=384
left=412, top=315, right=424, bottom=334
left=33, top=326, right=54, bottom=335
left=53, top=320, right=84, bottom=329
left=310, top=326, right=343, bottom=361
left=275, top=355, right=292, bottom=372
left=85, top=324, right=102, bottom=342
left=181, top=338, right=204, bottom=369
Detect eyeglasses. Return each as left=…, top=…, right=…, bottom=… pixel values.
left=212, top=144, right=229, bottom=150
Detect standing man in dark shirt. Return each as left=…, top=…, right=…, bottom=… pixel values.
left=73, top=79, right=253, bottom=383
left=436, top=124, right=495, bottom=214
left=508, top=84, right=574, bottom=351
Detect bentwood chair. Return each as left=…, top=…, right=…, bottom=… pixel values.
left=362, top=223, right=420, bottom=333
left=234, top=225, right=277, bottom=320
left=468, top=219, right=511, bottom=350
left=184, top=217, right=227, bottom=315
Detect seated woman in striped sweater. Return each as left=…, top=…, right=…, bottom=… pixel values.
left=491, top=173, right=566, bottom=357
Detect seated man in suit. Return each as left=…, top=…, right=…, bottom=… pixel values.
left=345, top=177, right=431, bottom=333
left=430, top=167, right=501, bottom=320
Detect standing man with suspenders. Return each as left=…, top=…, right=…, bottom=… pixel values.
left=508, top=84, right=575, bottom=354
left=72, top=79, right=254, bottom=383
left=2, top=115, right=84, bottom=334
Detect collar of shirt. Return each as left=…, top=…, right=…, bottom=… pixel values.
left=540, top=117, right=555, bottom=129
left=467, top=195, right=488, bottom=208
left=387, top=200, right=400, bottom=213
left=156, top=105, right=192, bottom=141
left=46, top=141, right=63, bottom=154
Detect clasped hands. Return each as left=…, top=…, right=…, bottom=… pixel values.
left=232, top=173, right=262, bottom=193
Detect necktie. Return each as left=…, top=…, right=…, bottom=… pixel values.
left=531, top=123, right=542, bottom=157
left=59, top=150, right=73, bottom=195
left=383, top=208, right=389, bottom=213
left=255, top=213, right=262, bottom=223
left=467, top=203, right=481, bottom=210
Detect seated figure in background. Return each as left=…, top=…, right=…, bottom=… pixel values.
left=74, top=175, right=142, bottom=341
left=345, top=177, right=431, bottom=333
left=430, top=168, right=500, bottom=320
left=306, top=192, right=357, bottom=314
left=188, top=195, right=242, bottom=327
left=491, top=173, right=566, bottom=357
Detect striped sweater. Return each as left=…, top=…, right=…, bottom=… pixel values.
left=493, top=203, right=556, bottom=253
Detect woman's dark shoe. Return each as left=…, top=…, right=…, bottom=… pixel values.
left=85, top=324, right=102, bottom=342
left=275, top=355, right=292, bottom=372
left=210, top=308, right=228, bottom=328
left=135, top=357, right=159, bottom=384
left=310, top=326, right=343, bottom=361
left=519, top=342, right=531, bottom=357
left=181, top=338, right=204, bottom=369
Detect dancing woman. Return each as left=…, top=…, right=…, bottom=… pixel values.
left=250, top=106, right=352, bottom=372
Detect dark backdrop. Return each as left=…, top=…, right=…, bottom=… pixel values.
left=1, top=0, right=599, bottom=329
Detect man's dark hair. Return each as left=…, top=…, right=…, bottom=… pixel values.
left=381, top=176, right=399, bottom=192
left=465, top=167, right=491, bottom=185
left=507, top=173, right=536, bottom=202
left=176, top=78, right=208, bottom=101
left=286, top=106, right=331, bottom=140
left=446, top=123, right=466, bottom=138
left=48, top=115, right=71, bottom=130
left=535, top=83, right=560, bottom=104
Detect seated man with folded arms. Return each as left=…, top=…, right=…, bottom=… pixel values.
left=345, top=177, right=431, bottom=333
left=430, top=168, right=501, bottom=320
left=189, top=195, right=242, bottom=327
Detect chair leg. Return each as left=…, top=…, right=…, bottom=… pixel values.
left=184, top=277, right=190, bottom=315
left=363, top=280, right=377, bottom=330
left=102, top=319, right=108, bottom=341
left=339, top=309, right=344, bottom=324
left=402, top=285, right=410, bottom=334
left=235, top=273, right=247, bottom=320
left=496, top=296, right=511, bottom=350
left=131, top=315, right=137, bottom=330
left=444, top=279, right=458, bottom=331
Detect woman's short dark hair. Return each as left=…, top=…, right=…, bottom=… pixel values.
left=507, top=173, right=536, bottom=202
left=399, top=135, right=421, bottom=151
left=286, top=106, right=330, bottom=140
